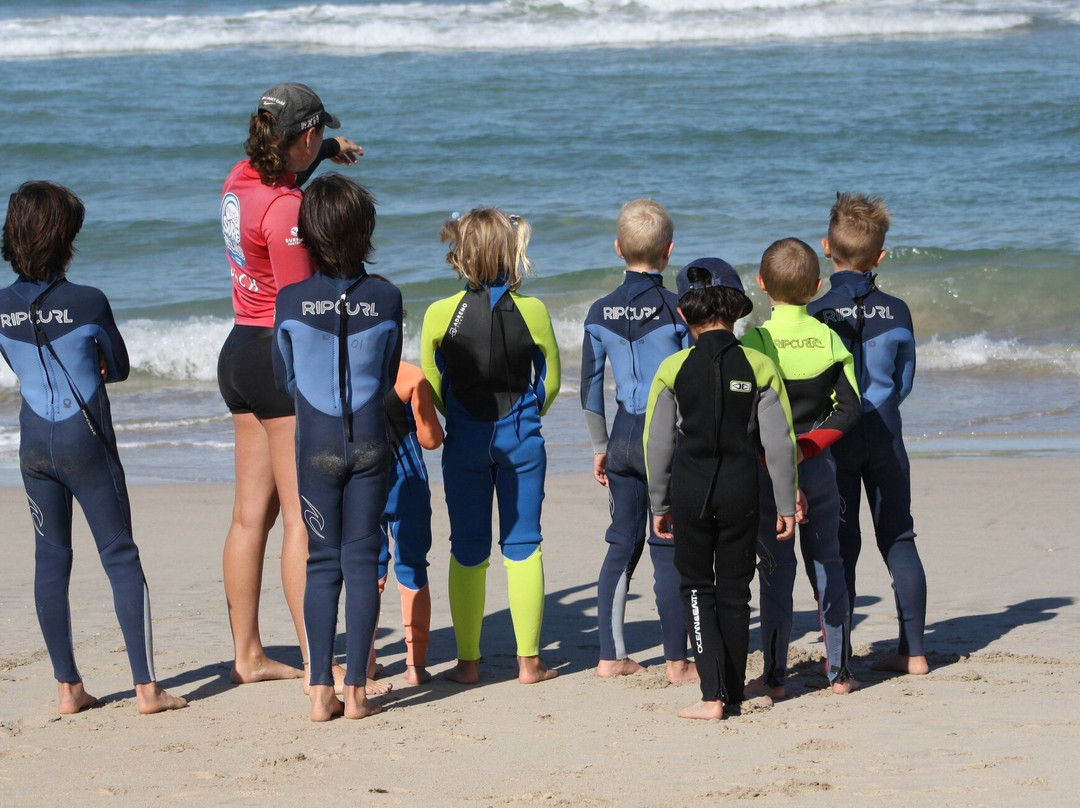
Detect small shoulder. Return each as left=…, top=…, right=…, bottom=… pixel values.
left=657, top=346, right=693, bottom=379
left=511, top=291, right=552, bottom=318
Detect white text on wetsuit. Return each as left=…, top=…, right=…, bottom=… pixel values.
left=0, top=309, right=73, bottom=328
left=603, top=306, right=656, bottom=321
left=820, top=305, right=893, bottom=323
left=301, top=300, right=380, bottom=317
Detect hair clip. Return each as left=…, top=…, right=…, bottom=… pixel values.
left=451, top=211, right=461, bottom=220
left=508, top=214, right=520, bottom=227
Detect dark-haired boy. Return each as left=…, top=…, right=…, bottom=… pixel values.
left=742, top=238, right=861, bottom=698
left=644, top=258, right=797, bottom=719
left=808, top=193, right=928, bottom=676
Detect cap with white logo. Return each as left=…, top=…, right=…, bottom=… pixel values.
left=258, top=83, right=342, bottom=136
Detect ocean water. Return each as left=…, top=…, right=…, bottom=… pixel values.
left=1, top=0, right=1078, bottom=484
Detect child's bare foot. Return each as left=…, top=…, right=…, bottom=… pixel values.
left=665, top=659, right=699, bottom=684
left=871, top=654, right=930, bottom=675
left=344, top=685, right=383, bottom=720
left=135, top=683, right=188, bottom=714
left=368, top=661, right=384, bottom=679
left=230, top=656, right=303, bottom=684
left=597, top=658, right=646, bottom=677
left=443, top=659, right=480, bottom=685
left=678, top=699, right=724, bottom=720
left=365, top=677, right=393, bottom=696
left=406, top=665, right=432, bottom=685
left=518, top=655, right=558, bottom=684
left=309, top=684, right=344, bottom=722
left=57, top=681, right=98, bottom=715
left=303, top=662, right=347, bottom=695
left=831, top=675, right=861, bottom=694
left=744, top=675, right=786, bottom=700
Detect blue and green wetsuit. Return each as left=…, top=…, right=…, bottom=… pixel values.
left=742, top=304, right=861, bottom=686
left=644, top=328, right=797, bottom=705
left=809, top=270, right=925, bottom=659
left=273, top=269, right=402, bottom=688
left=420, top=279, right=560, bottom=662
left=0, top=276, right=157, bottom=687
left=580, top=271, right=690, bottom=664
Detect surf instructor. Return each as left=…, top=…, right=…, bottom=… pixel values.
left=217, top=82, right=359, bottom=687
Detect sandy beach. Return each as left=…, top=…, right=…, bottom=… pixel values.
left=1, top=456, right=1077, bottom=806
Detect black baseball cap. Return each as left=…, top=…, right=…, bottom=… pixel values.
left=676, top=257, right=753, bottom=315
left=258, top=83, right=341, bottom=135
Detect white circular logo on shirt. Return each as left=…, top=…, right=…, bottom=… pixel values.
left=221, top=193, right=245, bottom=268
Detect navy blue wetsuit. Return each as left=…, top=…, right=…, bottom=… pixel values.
left=809, top=271, right=926, bottom=657
left=0, top=276, right=155, bottom=685
left=273, top=270, right=402, bottom=688
left=581, top=272, right=690, bottom=663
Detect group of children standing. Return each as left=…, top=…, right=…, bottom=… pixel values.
left=1, top=173, right=926, bottom=722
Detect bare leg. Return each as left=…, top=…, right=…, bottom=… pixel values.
left=444, top=659, right=480, bottom=685
left=872, top=654, right=929, bottom=675
left=224, top=414, right=302, bottom=683
left=135, top=682, right=187, bottom=714
left=518, top=655, right=557, bottom=684
left=57, top=681, right=97, bottom=715
left=597, top=658, right=646, bottom=677
left=744, top=675, right=786, bottom=700
left=309, top=684, right=344, bottom=722
left=665, top=659, right=699, bottom=684
left=678, top=700, right=724, bottom=720
left=344, top=684, right=382, bottom=719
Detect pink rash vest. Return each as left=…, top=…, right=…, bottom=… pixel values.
left=220, top=160, right=314, bottom=327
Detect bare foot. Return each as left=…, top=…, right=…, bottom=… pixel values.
left=135, top=683, right=188, bottom=714
left=365, top=677, right=393, bottom=696
left=444, top=659, right=480, bottom=685
left=368, top=661, right=384, bottom=679
left=344, top=685, right=383, bottom=719
left=871, top=654, right=930, bottom=675
left=518, top=655, right=558, bottom=684
left=303, top=662, right=347, bottom=695
left=665, top=659, right=699, bottom=684
left=597, top=658, right=646, bottom=677
left=744, top=675, right=786, bottom=701
left=57, top=681, right=98, bottom=715
left=406, top=665, right=432, bottom=685
left=231, top=656, right=303, bottom=685
left=678, top=700, right=724, bottom=720
left=309, top=684, right=344, bottom=722
left=831, top=676, right=862, bottom=694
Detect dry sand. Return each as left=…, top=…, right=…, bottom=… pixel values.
left=1, top=457, right=1078, bottom=806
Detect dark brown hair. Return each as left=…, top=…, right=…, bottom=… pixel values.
left=2, top=181, right=86, bottom=281
left=298, top=174, right=377, bottom=279
left=759, top=237, right=820, bottom=304
left=244, top=110, right=314, bottom=186
left=678, top=267, right=749, bottom=327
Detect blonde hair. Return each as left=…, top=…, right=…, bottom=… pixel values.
left=616, top=198, right=673, bottom=266
left=759, top=238, right=820, bottom=304
left=828, top=192, right=891, bottom=270
left=440, top=207, right=532, bottom=292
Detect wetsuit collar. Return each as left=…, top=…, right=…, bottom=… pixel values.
left=321, top=266, right=368, bottom=291
left=768, top=303, right=811, bottom=321
left=474, top=274, right=511, bottom=310
left=827, top=270, right=877, bottom=299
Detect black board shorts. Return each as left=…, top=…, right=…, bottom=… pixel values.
left=217, top=324, right=295, bottom=419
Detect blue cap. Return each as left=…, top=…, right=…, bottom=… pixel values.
left=675, top=257, right=753, bottom=315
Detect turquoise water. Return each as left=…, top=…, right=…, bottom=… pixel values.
left=1, top=0, right=1078, bottom=482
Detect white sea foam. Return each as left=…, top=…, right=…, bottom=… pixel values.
left=0, top=0, right=1047, bottom=59
left=919, top=333, right=1080, bottom=375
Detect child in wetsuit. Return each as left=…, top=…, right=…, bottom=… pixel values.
left=580, top=198, right=695, bottom=681
left=0, top=181, right=186, bottom=716
left=376, top=360, right=443, bottom=685
left=644, top=257, right=797, bottom=719
left=742, top=238, right=861, bottom=697
left=420, top=207, right=561, bottom=685
left=808, top=193, right=928, bottom=676
left=272, top=174, right=402, bottom=721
